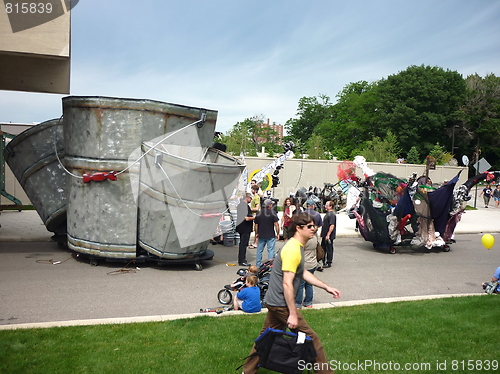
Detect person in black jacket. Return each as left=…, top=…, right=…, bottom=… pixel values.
left=236, top=193, right=255, bottom=266
left=254, top=199, right=280, bottom=268
left=320, top=201, right=336, bottom=268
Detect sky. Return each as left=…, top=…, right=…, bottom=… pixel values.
left=1, top=0, right=500, bottom=134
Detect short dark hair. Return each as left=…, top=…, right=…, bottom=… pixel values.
left=251, top=185, right=259, bottom=193
left=290, top=212, right=314, bottom=237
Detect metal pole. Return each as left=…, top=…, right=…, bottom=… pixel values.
left=474, top=140, right=479, bottom=208
left=451, top=126, right=455, bottom=154
left=0, top=128, right=23, bottom=206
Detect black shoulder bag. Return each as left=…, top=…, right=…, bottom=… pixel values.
left=241, top=327, right=317, bottom=374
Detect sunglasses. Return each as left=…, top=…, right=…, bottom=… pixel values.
left=301, top=224, right=316, bottom=229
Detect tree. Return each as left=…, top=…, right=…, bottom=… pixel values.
left=315, top=81, right=379, bottom=158
left=284, top=94, right=333, bottom=147
left=306, top=134, right=328, bottom=159
left=221, top=115, right=277, bottom=156
left=456, top=73, right=500, bottom=170
left=406, top=146, right=420, bottom=164
left=428, top=143, right=446, bottom=165
left=356, top=131, right=401, bottom=163
left=220, top=120, right=256, bottom=156
left=376, top=65, right=466, bottom=159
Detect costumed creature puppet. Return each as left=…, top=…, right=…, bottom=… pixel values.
left=349, top=158, right=500, bottom=254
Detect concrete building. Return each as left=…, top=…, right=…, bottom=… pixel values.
left=1, top=123, right=35, bottom=206
left=0, top=1, right=71, bottom=94
left=258, top=118, right=284, bottom=145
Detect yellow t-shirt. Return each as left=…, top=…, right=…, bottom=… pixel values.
left=280, top=237, right=302, bottom=273
left=250, top=195, right=260, bottom=214
left=264, top=237, right=304, bottom=307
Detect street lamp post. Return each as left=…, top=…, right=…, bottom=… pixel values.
left=451, top=125, right=458, bottom=155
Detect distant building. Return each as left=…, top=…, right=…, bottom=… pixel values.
left=257, top=118, right=283, bottom=145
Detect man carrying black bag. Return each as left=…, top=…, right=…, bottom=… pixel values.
left=242, top=212, right=341, bottom=374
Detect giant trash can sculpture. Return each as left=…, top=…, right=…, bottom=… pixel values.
left=4, top=118, right=67, bottom=236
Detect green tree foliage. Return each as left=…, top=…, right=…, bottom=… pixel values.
left=315, top=81, right=379, bottom=159
left=428, top=143, right=446, bottom=165
left=456, top=73, right=500, bottom=169
left=376, top=65, right=466, bottom=158
left=406, top=146, right=420, bottom=164
left=356, top=130, right=401, bottom=163
left=279, top=66, right=500, bottom=168
left=284, top=94, right=333, bottom=148
left=221, top=115, right=278, bottom=156
left=306, top=134, right=328, bottom=159
left=220, top=119, right=256, bottom=156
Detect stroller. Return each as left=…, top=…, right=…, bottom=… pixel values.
left=217, top=258, right=274, bottom=305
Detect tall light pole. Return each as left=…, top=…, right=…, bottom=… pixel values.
left=451, top=125, right=459, bottom=155
left=474, top=139, right=480, bottom=209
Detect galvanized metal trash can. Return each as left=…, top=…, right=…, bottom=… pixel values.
left=62, top=96, right=217, bottom=259
left=4, top=119, right=67, bottom=235
left=137, top=144, right=244, bottom=259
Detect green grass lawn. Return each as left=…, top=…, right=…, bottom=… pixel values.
left=1, top=295, right=498, bottom=373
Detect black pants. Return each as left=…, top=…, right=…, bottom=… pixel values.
left=321, top=237, right=334, bottom=265
left=238, top=232, right=251, bottom=264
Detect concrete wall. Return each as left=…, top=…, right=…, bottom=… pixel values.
left=1, top=124, right=33, bottom=206
left=0, top=1, right=71, bottom=94
left=1, top=135, right=468, bottom=207
left=240, top=156, right=468, bottom=204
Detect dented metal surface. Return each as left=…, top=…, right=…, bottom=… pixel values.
left=62, top=96, right=218, bottom=259
left=4, top=118, right=67, bottom=233
left=137, top=146, right=244, bottom=259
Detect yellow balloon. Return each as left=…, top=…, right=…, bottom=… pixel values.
left=482, top=234, right=495, bottom=250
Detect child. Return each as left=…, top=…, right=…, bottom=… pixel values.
left=233, top=274, right=262, bottom=313
left=230, top=265, right=258, bottom=288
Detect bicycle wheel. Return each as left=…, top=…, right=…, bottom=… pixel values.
left=217, top=289, right=233, bottom=305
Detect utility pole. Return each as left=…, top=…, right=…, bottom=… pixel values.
left=451, top=125, right=457, bottom=154
left=474, top=139, right=480, bottom=209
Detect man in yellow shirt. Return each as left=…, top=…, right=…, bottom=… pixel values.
left=249, top=184, right=261, bottom=248
left=243, top=212, right=341, bottom=374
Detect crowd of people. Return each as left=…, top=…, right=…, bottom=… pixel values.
left=478, top=183, right=500, bottom=209
left=236, top=179, right=338, bottom=278
left=228, top=178, right=496, bottom=373
left=234, top=181, right=341, bottom=373
left=234, top=179, right=339, bottom=315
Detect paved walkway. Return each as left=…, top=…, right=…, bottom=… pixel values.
left=1, top=203, right=499, bottom=242
left=0, top=204, right=498, bottom=330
